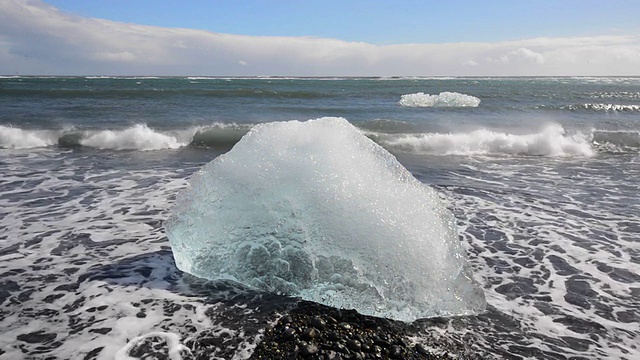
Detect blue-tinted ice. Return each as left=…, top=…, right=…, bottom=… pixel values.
left=165, top=117, right=486, bottom=321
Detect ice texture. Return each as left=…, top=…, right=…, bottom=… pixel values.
left=165, top=117, right=486, bottom=321
left=398, top=92, right=480, bottom=107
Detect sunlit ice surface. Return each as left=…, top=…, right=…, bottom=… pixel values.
left=166, top=117, right=486, bottom=322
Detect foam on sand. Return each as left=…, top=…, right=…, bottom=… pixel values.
left=115, top=332, right=191, bottom=360
left=165, top=117, right=486, bottom=322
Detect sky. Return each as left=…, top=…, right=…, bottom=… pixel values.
left=1, top=0, right=640, bottom=76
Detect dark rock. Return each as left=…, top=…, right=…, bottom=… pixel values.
left=282, top=327, right=296, bottom=341
left=324, top=350, right=341, bottom=359
left=372, top=335, right=391, bottom=348
left=334, top=343, right=349, bottom=354
left=248, top=300, right=482, bottom=359
left=347, top=339, right=361, bottom=352
left=327, top=331, right=340, bottom=341
left=394, top=337, right=408, bottom=347
left=301, top=327, right=319, bottom=340
left=363, top=319, right=378, bottom=329
left=299, top=343, right=318, bottom=357
left=415, top=343, right=429, bottom=355
left=390, top=345, right=403, bottom=358
left=311, top=316, right=327, bottom=330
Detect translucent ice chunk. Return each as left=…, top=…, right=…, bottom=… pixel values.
left=165, top=117, right=486, bottom=321
left=398, top=92, right=480, bottom=107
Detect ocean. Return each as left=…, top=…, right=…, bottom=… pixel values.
left=0, top=76, right=638, bottom=359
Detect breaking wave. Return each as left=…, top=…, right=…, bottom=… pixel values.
left=78, top=124, right=185, bottom=151
left=369, top=124, right=595, bottom=157
left=1, top=124, right=250, bottom=151
left=190, top=124, right=250, bottom=148
left=398, top=92, right=480, bottom=108
left=2, top=122, right=638, bottom=157
left=0, top=126, right=59, bottom=149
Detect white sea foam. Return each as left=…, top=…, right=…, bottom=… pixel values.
left=398, top=92, right=480, bottom=107
left=83, top=76, right=160, bottom=79
left=115, top=332, right=191, bottom=360
left=80, top=124, right=185, bottom=151
left=0, top=125, right=58, bottom=149
left=374, top=124, right=594, bottom=157
left=187, top=76, right=219, bottom=80
left=548, top=102, right=640, bottom=112
left=435, top=152, right=640, bottom=359
left=589, top=91, right=640, bottom=100
left=574, top=103, right=640, bottom=112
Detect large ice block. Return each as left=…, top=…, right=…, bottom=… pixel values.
left=165, top=117, right=486, bottom=321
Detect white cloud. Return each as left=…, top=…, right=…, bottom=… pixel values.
left=497, top=47, right=545, bottom=64
left=611, top=47, right=640, bottom=61
left=462, top=60, right=479, bottom=67
left=1, top=0, right=639, bottom=76
left=93, top=51, right=137, bottom=62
